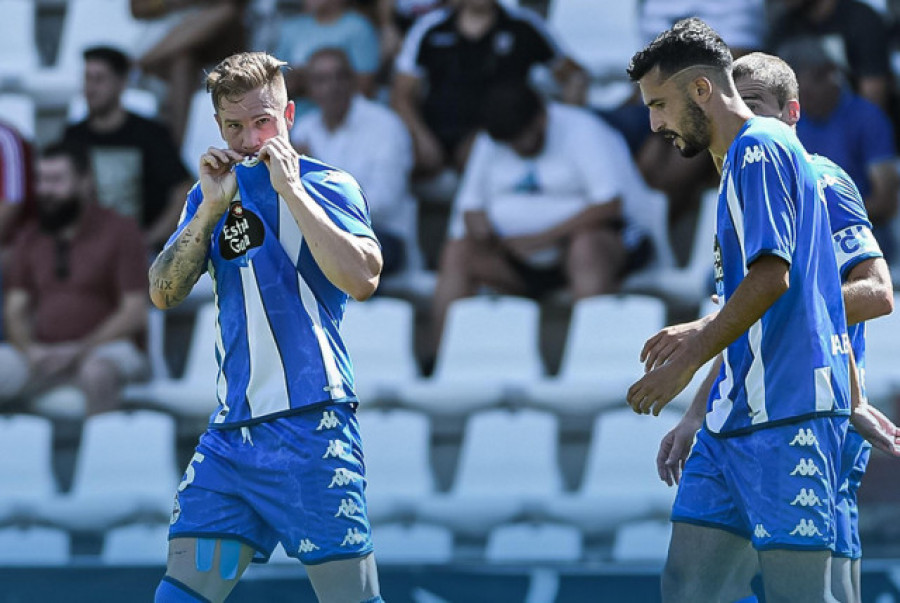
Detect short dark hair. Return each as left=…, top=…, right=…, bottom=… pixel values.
left=732, top=52, right=799, bottom=109
left=481, top=82, right=544, bottom=142
left=83, top=45, right=131, bottom=78
left=40, top=141, right=92, bottom=176
left=627, top=17, right=733, bottom=83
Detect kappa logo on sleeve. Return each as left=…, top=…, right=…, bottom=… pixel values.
left=741, top=145, right=768, bottom=168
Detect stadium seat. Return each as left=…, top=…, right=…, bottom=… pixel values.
left=0, top=526, right=69, bottom=566
left=858, top=292, right=900, bottom=408
left=30, top=385, right=87, bottom=420
left=26, top=0, right=148, bottom=106
left=398, top=296, right=544, bottom=416
left=525, top=295, right=666, bottom=415
left=36, top=410, right=179, bottom=531
left=357, top=409, right=436, bottom=523
left=538, top=408, right=679, bottom=535
left=611, top=518, right=672, bottom=562
left=0, top=93, right=36, bottom=141
left=101, top=521, right=170, bottom=565
left=0, top=414, right=57, bottom=524
left=181, top=89, right=222, bottom=179
left=621, top=187, right=718, bottom=309
left=417, top=409, right=562, bottom=535
left=342, top=299, right=418, bottom=406
left=67, top=88, right=159, bottom=123
left=485, top=522, right=582, bottom=563
left=122, top=302, right=220, bottom=419
left=372, top=522, right=454, bottom=564
left=0, top=0, right=39, bottom=89
left=546, top=0, right=642, bottom=108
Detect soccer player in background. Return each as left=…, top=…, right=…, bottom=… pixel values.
left=626, top=18, right=852, bottom=602
left=148, top=52, right=384, bottom=603
left=656, top=51, right=900, bottom=603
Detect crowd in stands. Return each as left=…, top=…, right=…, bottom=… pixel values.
left=2, top=0, right=900, bottom=562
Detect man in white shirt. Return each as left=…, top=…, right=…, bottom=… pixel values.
left=426, top=82, right=653, bottom=363
left=291, top=47, right=418, bottom=276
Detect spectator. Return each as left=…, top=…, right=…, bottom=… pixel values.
left=426, top=82, right=651, bottom=363
left=291, top=47, right=418, bottom=277
left=0, top=143, right=149, bottom=416
left=391, top=0, right=587, bottom=179
left=373, top=0, right=445, bottom=68
left=62, top=46, right=194, bottom=253
left=768, top=0, right=892, bottom=110
left=276, top=0, right=381, bottom=100
left=131, top=0, right=248, bottom=146
left=782, top=36, right=900, bottom=261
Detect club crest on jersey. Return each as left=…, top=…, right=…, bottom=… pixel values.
left=219, top=202, right=265, bottom=262
left=741, top=145, right=768, bottom=168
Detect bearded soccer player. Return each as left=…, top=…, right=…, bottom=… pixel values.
left=148, top=52, right=384, bottom=603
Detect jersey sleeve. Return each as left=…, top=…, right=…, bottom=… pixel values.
left=733, top=133, right=797, bottom=267
left=821, top=165, right=883, bottom=278
left=301, top=167, right=376, bottom=242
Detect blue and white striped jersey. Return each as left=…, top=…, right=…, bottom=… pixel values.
left=166, top=156, right=376, bottom=428
left=812, top=153, right=884, bottom=404
left=707, top=117, right=851, bottom=436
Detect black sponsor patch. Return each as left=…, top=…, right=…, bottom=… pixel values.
left=219, top=202, right=265, bottom=260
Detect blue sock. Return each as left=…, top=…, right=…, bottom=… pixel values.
left=154, top=576, right=211, bottom=603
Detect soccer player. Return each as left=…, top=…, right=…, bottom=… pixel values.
left=656, top=52, right=900, bottom=603
left=148, top=52, right=384, bottom=603
left=626, top=18, right=852, bottom=602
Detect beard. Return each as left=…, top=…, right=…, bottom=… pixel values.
left=38, top=195, right=82, bottom=233
left=662, top=100, right=712, bottom=158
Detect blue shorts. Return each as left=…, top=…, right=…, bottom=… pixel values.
left=168, top=403, right=373, bottom=565
left=834, top=428, right=871, bottom=559
left=672, top=417, right=847, bottom=551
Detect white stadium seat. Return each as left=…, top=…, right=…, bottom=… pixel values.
left=0, top=93, right=36, bottom=141
left=611, top=518, right=672, bottom=562
left=0, top=526, right=69, bottom=566
left=372, top=522, right=454, bottom=564
left=0, top=0, right=39, bottom=88
left=0, top=414, right=57, bottom=524
left=485, top=522, right=582, bottom=563
left=102, top=521, right=170, bottom=565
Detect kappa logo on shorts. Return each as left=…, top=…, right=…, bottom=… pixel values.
left=790, top=488, right=823, bottom=507
left=789, top=428, right=818, bottom=447
left=741, top=145, right=768, bottom=168
left=316, top=410, right=341, bottom=431
left=298, top=539, right=320, bottom=554
left=753, top=524, right=771, bottom=539
left=335, top=497, right=362, bottom=518
left=790, top=458, right=822, bottom=477
left=323, top=439, right=350, bottom=460
left=790, top=519, right=824, bottom=537
left=328, top=468, right=362, bottom=488
left=341, top=527, right=367, bottom=547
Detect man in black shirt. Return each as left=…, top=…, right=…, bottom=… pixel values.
left=63, top=46, right=193, bottom=252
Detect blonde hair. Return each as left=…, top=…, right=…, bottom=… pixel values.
left=206, top=52, right=288, bottom=112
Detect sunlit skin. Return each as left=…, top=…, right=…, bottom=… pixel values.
left=639, top=67, right=713, bottom=159
left=214, top=84, right=295, bottom=157
left=734, top=78, right=799, bottom=126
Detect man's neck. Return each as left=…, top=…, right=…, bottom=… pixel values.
left=807, top=0, right=838, bottom=23
left=315, top=4, right=343, bottom=23
left=88, top=105, right=128, bottom=133
left=708, top=96, right=755, bottom=165
left=457, top=4, right=497, bottom=38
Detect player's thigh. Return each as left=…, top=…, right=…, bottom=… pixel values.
left=758, top=548, right=836, bottom=603
left=830, top=555, right=854, bottom=603
left=305, top=552, right=380, bottom=603
left=663, top=521, right=752, bottom=602
left=164, top=536, right=255, bottom=603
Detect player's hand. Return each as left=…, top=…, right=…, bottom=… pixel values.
left=199, top=147, right=243, bottom=215
left=628, top=344, right=700, bottom=415
left=851, top=402, right=900, bottom=457
left=641, top=317, right=709, bottom=372
left=504, top=232, right=553, bottom=261
left=259, top=136, right=301, bottom=197
left=656, top=416, right=701, bottom=486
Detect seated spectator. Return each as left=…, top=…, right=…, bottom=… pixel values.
left=276, top=0, right=381, bottom=100
left=426, top=82, right=652, bottom=363
left=781, top=36, right=900, bottom=260
left=131, top=0, right=248, bottom=146
left=0, top=143, right=149, bottom=416
left=391, top=0, right=587, bottom=179
left=62, top=46, right=194, bottom=254
left=373, top=0, right=445, bottom=68
left=768, top=0, right=892, bottom=111
left=291, top=48, right=418, bottom=277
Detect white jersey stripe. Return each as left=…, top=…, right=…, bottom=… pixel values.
left=277, top=195, right=302, bottom=265
left=814, top=366, right=835, bottom=412
left=240, top=261, right=291, bottom=417
left=707, top=346, right=735, bottom=433
left=746, top=321, right=768, bottom=423
left=0, top=126, right=25, bottom=203
left=211, top=262, right=230, bottom=424
left=297, top=271, right=346, bottom=400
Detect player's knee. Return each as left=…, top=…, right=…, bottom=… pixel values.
left=154, top=576, right=211, bottom=602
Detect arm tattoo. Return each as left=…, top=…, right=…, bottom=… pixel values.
left=149, top=220, right=216, bottom=308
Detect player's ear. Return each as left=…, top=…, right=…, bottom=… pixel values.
left=691, top=76, right=713, bottom=104
left=784, top=99, right=800, bottom=126
left=284, top=101, right=295, bottom=130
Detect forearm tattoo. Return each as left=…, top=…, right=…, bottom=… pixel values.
left=150, top=221, right=216, bottom=308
